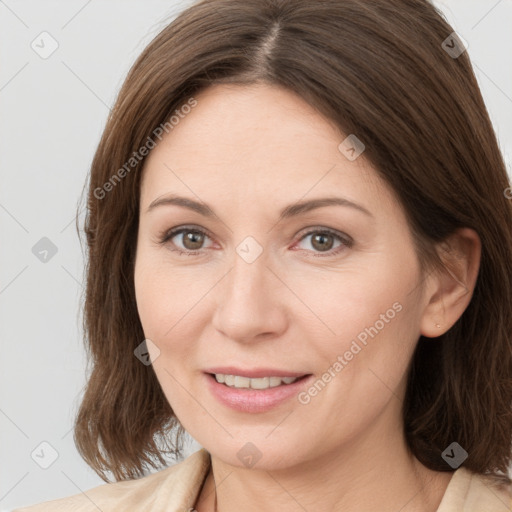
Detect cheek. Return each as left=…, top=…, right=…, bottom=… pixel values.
left=134, top=243, right=179, bottom=319
left=299, top=300, right=417, bottom=443
left=134, top=252, right=212, bottom=363
left=134, top=259, right=199, bottom=412
left=302, top=257, right=421, bottom=397
left=294, top=265, right=410, bottom=354
left=134, top=263, right=161, bottom=339
left=134, top=248, right=179, bottom=343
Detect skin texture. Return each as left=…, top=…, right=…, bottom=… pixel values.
left=134, top=83, right=481, bottom=512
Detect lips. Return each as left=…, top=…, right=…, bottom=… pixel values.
left=204, top=371, right=314, bottom=413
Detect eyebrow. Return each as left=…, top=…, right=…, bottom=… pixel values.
left=146, top=194, right=374, bottom=220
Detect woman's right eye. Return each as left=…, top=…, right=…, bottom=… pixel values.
left=159, top=226, right=214, bottom=255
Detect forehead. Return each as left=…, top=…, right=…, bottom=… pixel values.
left=140, top=83, right=394, bottom=214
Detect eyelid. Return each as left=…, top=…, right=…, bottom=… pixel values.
left=296, top=226, right=353, bottom=245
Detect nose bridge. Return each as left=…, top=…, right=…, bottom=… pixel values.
left=225, top=240, right=273, bottom=312
left=230, top=242, right=268, bottom=298
left=212, top=238, right=286, bottom=340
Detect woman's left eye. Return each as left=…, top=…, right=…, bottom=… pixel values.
left=292, top=228, right=354, bottom=257
left=294, top=228, right=353, bottom=256
left=158, top=226, right=353, bottom=257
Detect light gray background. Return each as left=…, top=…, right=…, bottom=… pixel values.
left=1, top=1, right=511, bottom=510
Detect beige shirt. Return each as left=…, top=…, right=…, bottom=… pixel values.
left=13, top=448, right=512, bottom=511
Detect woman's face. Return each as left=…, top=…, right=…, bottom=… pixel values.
left=134, top=83, right=433, bottom=470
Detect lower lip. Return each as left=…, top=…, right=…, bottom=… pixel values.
left=205, top=373, right=313, bottom=413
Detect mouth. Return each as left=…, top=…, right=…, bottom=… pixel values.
left=203, top=369, right=313, bottom=413
left=207, top=372, right=310, bottom=390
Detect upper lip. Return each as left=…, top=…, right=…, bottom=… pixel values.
left=204, top=367, right=310, bottom=379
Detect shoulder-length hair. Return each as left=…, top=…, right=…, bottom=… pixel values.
left=74, top=0, right=512, bottom=482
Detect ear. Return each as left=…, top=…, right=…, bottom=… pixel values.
left=420, top=227, right=481, bottom=338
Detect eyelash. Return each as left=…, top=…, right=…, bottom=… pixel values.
left=158, top=225, right=353, bottom=258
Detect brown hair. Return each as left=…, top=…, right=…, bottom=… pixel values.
left=74, top=0, right=512, bottom=482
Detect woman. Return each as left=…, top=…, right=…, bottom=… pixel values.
left=16, top=0, right=512, bottom=510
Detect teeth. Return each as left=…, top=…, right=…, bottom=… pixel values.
left=269, top=376, right=282, bottom=387
left=234, top=375, right=251, bottom=388
left=250, top=377, right=269, bottom=390
left=214, top=373, right=300, bottom=389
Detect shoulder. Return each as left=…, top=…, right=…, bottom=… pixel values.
left=467, top=471, right=512, bottom=510
left=438, top=467, right=512, bottom=511
left=12, top=448, right=211, bottom=512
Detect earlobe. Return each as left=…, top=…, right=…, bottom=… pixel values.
left=420, top=227, right=481, bottom=338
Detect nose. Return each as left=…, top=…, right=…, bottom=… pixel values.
left=211, top=247, right=288, bottom=343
